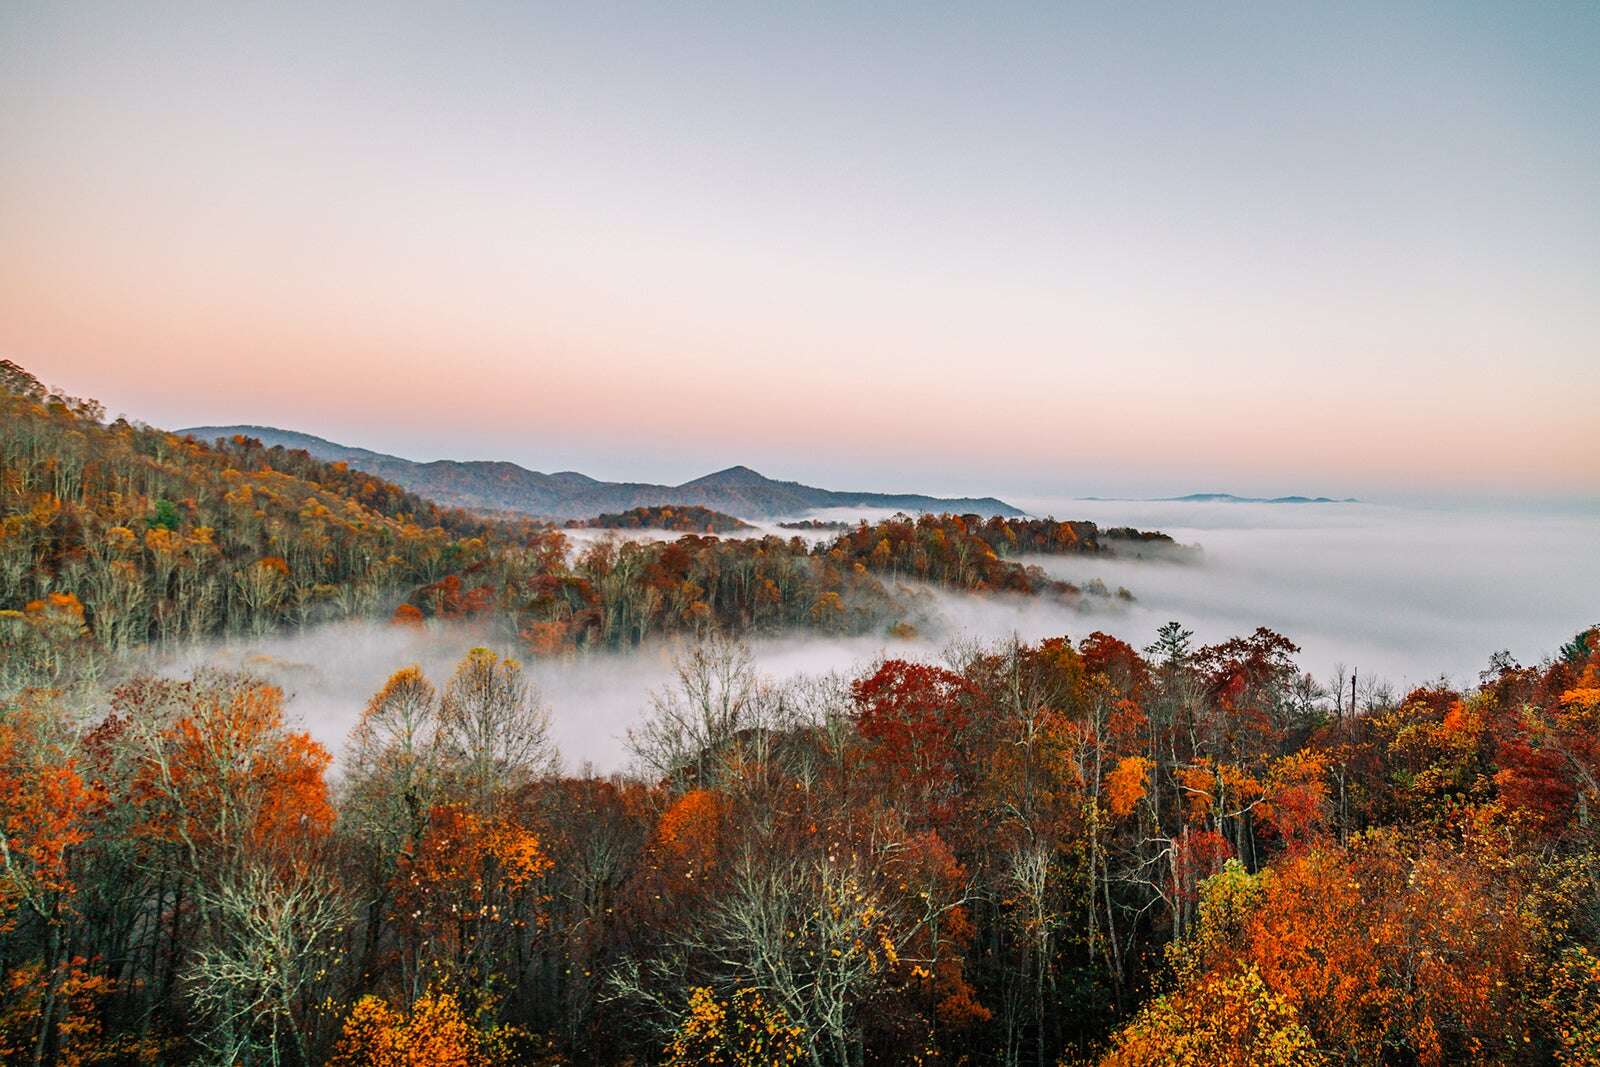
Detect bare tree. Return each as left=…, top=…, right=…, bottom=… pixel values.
left=341, top=665, right=444, bottom=860
left=1005, top=843, right=1061, bottom=1067
left=628, top=635, right=759, bottom=788
left=439, top=647, right=559, bottom=806
left=610, top=836, right=970, bottom=1067
left=186, top=865, right=349, bottom=1067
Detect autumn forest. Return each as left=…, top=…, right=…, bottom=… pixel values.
left=1, top=358, right=1597, bottom=1067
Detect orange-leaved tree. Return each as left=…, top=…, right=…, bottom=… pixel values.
left=0, top=699, right=110, bottom=1067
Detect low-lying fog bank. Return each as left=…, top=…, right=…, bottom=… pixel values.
left=1013, top=496, right=1598, bottom=692
left=142, top=578, right=1134, bottom=773
left=142, top=497, right=1596, bottom=775
left=557, top=508, right=927, bottom=552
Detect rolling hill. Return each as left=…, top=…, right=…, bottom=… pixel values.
left=179, top=425, right=1024, bottom=519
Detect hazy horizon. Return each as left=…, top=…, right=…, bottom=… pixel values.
left=4, top=3, right=1596, bottom=502
left=19, top=381, right=1598, bottom=513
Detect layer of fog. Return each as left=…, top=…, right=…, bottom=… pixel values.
left=1013, top=496, right=1598, bottom=692
left=558, top=508, right=912, bottom=552
left=559, top=518, right=843, bottom=552
left=145, top=498, right=1596, bottom=774
left=144, top=580, right=1131, bottom=774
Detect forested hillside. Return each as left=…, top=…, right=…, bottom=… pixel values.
left=396, top=512, right=1133, bottom=654
left=0, top=361, right=514, bottom=690
left=572, top=505, right=751, bottom=533
left=2, top=619, right=1595, bottom=1064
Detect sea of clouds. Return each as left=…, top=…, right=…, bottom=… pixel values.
left=145, top=498, right=1598, bottom=773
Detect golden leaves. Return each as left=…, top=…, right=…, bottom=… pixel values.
left=1107, top=756, right=1155, bottom=819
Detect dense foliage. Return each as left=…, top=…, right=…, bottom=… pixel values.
left=403, top=513, right=1130, bottom=654
left=822, top=513, right=1131, bottom=596
left=571, top=505, right=751, bottom=534
left=2, top=622, right=1596, bottom=1065
left=777, top=519, right=853, bottom=532
left=0, top=361, right=503, bottom=690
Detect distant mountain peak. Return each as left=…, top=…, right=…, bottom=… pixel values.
left=1079, top=491, right=1361, bottom=505
left=680, top=465, right=771, bottom=489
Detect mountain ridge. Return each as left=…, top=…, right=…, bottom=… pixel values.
left=1081, top=491, right=1360, bottom=505
left=179, top=424, right=1024, bottom=520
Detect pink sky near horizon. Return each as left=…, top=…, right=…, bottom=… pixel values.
left=2, top=4, right=1596, bottom=501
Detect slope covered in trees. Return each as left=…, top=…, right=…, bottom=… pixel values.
left=571, top=505, right=751, bottom=533
left=397, top=512, right=1136, bottom=653
left=824, top=512, right=1145, bottom=594
left=2, top=618, right=1596, bottom=1064
left=0, top=361, right=518, bottom=690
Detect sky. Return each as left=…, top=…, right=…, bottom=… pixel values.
left=2, top=3, right=1596, bottom=502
